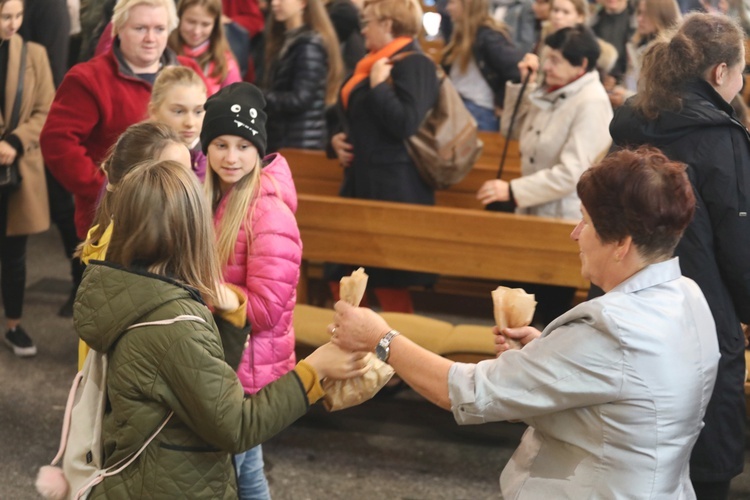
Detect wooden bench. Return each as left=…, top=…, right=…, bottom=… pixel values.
left=476, top=130, right=520, bottom=172
left=296, top=193, right=586, bottom=301
left=282, top=140, right=520, bottom=211
left=293, top=193, right=586, bottom=359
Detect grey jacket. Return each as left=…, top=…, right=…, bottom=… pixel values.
left=449, top=258, right=719, bottom=499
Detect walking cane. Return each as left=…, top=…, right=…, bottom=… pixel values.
left=486, top=70, right=532, bottom=213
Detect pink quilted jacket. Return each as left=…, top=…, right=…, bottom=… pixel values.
left=215, top=153, right=301, bottom=394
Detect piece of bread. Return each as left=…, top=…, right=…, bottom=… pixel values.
left=324, top=267, right=395, bottom=411
left=491, top=286, right=537, bottom=350
left=340, top=267, right=368, bottom=306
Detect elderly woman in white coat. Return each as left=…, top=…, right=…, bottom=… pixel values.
left=331, top=147, right=719, bottom=499
left=477, top=24, right=612, bottom=219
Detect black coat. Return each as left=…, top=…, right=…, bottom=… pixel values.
left=19, top=0, right=70, bottom=88
left=326, top=0, right=366, bottom=75
left=442, top=26, right=522, bottom=108
left=610, top=79, right=750, bottom=482
left=265, top=26, right=328, bottom=153
left=327, top=41, right=439, bottom=287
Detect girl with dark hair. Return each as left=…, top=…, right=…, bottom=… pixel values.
left=609, top=13, right=750, bottom=500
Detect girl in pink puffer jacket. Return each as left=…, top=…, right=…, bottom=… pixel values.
left=201, top=82, right=300, bottom=500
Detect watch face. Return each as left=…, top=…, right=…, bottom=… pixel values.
left=376, top=344, right=388, bottom=362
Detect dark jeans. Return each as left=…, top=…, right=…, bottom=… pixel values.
left=0, top=193, right=27, bottom=319
left=461, top=97, right=499, bottom=132
left=46, top=169, right=83, bottom=286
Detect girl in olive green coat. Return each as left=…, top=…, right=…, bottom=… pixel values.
left=75, top=160, right=366, bottom=499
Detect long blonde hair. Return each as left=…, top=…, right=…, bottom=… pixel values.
left=264, top=0, right=344, bottom=105
left=107, top=159, right=221, bottom=302
left=77, top=121, right=184, bottom=256
left=204, top=154, right=262, bottom=267
left=443, top=0, right=510, bottom=71
left=169, top=0, right=233, bottom=81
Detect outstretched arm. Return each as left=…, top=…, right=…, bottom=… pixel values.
left=332, top=301, right=454, bottom=409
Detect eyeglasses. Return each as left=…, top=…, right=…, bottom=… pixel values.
left=360, top=17, right=388, bottom=27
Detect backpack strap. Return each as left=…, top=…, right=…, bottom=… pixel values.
left=72, top=314, right=208, bottom=499
left=50, top=314, right=208, bottom=498
left=7, top=42, right=26, bottom=134
left=73, top=410, right=173, bottom=499
left=126, top=314, right=206, bottom=329
left=50, top=371, right=85, bottom=466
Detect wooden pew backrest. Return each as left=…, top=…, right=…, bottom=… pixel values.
left=297, top=193, right=586, bottom=290
left=283, top=147, right=521, bottom=211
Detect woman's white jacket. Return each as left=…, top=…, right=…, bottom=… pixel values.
left=502, top=71, right=613, bottom=220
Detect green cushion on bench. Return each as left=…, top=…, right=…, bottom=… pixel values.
left=293, top=304, right=498, bottom=363
left=379, top=312, right=453, bottom=354
left=294, top=304, right=334, bottom=347
left=442, top=324, right=496, bottom=359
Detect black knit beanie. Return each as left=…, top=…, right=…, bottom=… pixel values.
left=200, top=82, right=268, bottom=156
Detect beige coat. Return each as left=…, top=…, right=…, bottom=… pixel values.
left=1, top=35, right=54, bottom=236
left=501, top=71, right=612, bottom=220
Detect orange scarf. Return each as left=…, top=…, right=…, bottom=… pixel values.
left=340, top=36, right=412, bottom=109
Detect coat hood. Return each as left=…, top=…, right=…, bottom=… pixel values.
left=75, top=261, right=205, bottom=353
left=610, top=79, right=742, bottom=148
left=260, top=152, right=298, bottom=214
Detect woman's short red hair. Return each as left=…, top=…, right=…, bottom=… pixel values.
left=577, top=146, right=695, bottom=261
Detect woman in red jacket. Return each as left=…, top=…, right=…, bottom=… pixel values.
left=40, top=0, right=204, bottom=242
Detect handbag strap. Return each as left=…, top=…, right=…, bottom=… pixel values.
left=389, top=50, right=445, bottom=81
left=8, top=41, right=26, bottom=133
left=496, top=70, right=531, bottom=180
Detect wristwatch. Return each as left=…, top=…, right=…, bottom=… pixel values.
left=376, top=329, right=400, bottom=363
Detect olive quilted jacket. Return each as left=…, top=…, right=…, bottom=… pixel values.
left=75, top=261, right=309, bottom=499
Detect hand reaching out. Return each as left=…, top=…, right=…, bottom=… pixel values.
left=330, top=300, right=391, bottom=352
left=305, top=342, right=370, bottom=380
